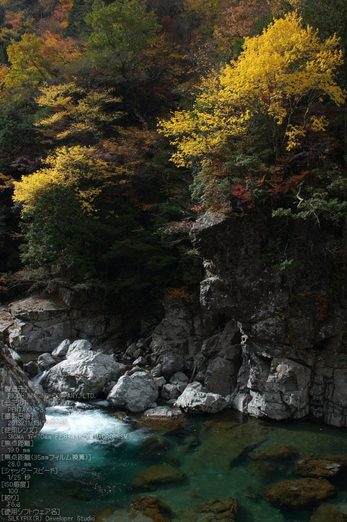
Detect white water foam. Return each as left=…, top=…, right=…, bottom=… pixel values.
left=40, top=408, right=145, bottom=446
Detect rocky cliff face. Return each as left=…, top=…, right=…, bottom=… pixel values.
left=152, top=212, right=347, bottom=427
left=2, top=212, right=347, bottom=428
left=0, top=342, right=46, bottom=460
left=193, top=213, right=347, bottom=426
left=0, top=295, right=124, bottom=352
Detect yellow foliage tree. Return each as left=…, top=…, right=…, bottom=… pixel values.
left=35, top=82, right=122, bottom=142
left=13, top=146, right=130, bottom=215
left=159, top=12, right=344, bottom=166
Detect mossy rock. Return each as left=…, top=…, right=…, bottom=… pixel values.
left=180, top=435, right=200, bottom=452
left=295, top=456, right=347, bottom=478
left=247, top=461, right=278, bottom=483
left=130, top=463, right=186, bottom=490
left=249, top=444, right=299, bottom=461
left=177, top=496, right=238, bottom=522
left=189, top=420, right=269, bottom=473
left=94, top=508, right=116, bottom=522
left=203, top=420, right=240, bottom=432
left=310, top=504, right=347, bottom=522
left=137, top=417, right=185, bottom=433
left=139, top=436, right=172, bottom=461
left=265, top=478, right=337, bottom=509
left=130, top=495, right=172, bottom=522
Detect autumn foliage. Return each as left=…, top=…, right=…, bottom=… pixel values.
left=0, top=0, right=345, bottom=297
left=160, top=12, right=345, bottom=216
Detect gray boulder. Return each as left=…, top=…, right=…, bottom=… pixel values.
left=41, top=350, right=125, bottom=400
left=204, top=356, right=239, bottom=396
left=37, top=353, right=56, bottom=370
left=161, top=383, right=182, bottom=401
left=107, top=371, right=158, bottom=413
left=151, top=363, right=163, bottom=377
left=161, top=372, right=189, bottom=401
left=235, top=357, right=312, bottom=421
left=161, top=354, right=190, bottom=379
left=169, top=372, right=189, bottom=385
left=133, top=356, right=148, bottom=366
left=7, top=297, right=71, bottom=353
left=174, top=381, right=228, bottom=414
left=154, top=376, right=166, bottom=388
left=23, top=360, right=39, bottom=378
left=66, top=339, right=92, bottom=358
left=52, top=339, right=71, bottom=357
left=142, top=405, right=185, bottom=423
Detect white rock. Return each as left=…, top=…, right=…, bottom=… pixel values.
left=42, top=351, right=125, bottom=399
left=66, top=339, right=92, bottom=358
left=52, top=339, right=71, bottom=357
left=174, top=381, right=228, bottom=414
left=107, top=371, right=158, bottom=413
left=143, top=405, right=184, bottom=419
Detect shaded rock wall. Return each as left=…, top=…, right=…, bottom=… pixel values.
left=152, top=212, right=347, bottom=426
left=192, top=213, right=347, bottom=426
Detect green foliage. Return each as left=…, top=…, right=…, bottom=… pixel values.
left=283, top=0, right=347, bottom=51
left=85, top=0, right=161, bottom=75
left=19, top=184, right=97, bottom=272
left=0, top=104, right=40, bottom=176
left=12, top=140, right=187, bottom=298
left=272, top=168, right=347, bottom=223
left=19, top=182, right=182, bottom=296
left=65, top=0, right=94, bottom=37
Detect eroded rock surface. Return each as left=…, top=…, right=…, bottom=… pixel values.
left=265, top=478, right=337, bottom=508
left=2, top=210, right=347, bottom=427
left=146, top=212, right=347, bottom=426
left=138, top=406, right=186, bottom=432
left=1, top=295, right=124, bottom=353
left=188, top=419, right=269, bottom=473
left=249, top=444, right=299, bottom=461
left=129, top=495, right=171, bottom=522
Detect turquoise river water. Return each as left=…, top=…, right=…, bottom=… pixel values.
left=2, top=402, right=347, bottom=522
